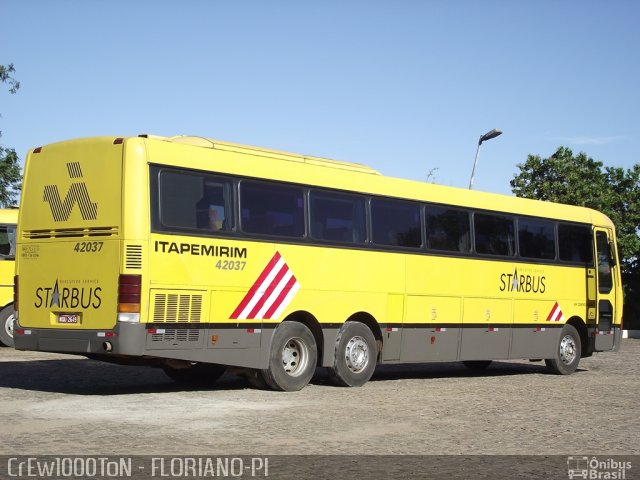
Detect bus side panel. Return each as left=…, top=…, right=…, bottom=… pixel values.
left=510, top=300, right=558, bottom=358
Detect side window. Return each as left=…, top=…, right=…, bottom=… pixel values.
left=425, top=206, right=470, bottom=253
left=371, top=198, right=421, bottom=248
left=0, top=225, right=16, bottom=259
left=518, top=218, right=556, bottom=259
left=310, top=190, right=366, bottom=244
left=474, top=213, right=515, bottom=256
left=558, top=224, right=593, bottom=265
left=158, top=170, right=231, bottom=232
left=240, top=182, right=304, bottom=237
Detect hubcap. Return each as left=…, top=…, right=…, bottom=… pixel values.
left=281, top=337, right=309, bottom=377
left=4, top=313, right=14, bottom=339
left=559, top=335, right=577, bottom=365
left=345, top=336, right=369, bottom=373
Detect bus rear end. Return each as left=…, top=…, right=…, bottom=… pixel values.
left=14, top=137, right=143, bottom=356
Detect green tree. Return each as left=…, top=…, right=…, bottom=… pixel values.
left=0, top=63, right=22, bottom=207
left=511, top=146, right=640, bottom=275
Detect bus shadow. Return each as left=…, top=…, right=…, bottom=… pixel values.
left=310, top=360, right=583, bottom=386
left=0, top=356, right=586, bottom=395
left=0, top=358, right=248, bottom=395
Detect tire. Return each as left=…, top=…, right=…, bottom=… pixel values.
left=0, top=304, right=16, bottom=347
left=163, top=362, right=226, bottom=385
left=261, top=322, right=317, bottom=392
left=462, top=360, right=492, bottom=370
left=328, top=321, right=377, bottom=387
left=545, top=324, right=581, bottom=375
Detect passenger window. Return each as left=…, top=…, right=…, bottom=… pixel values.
left=425, top=206, right=470, bottom=253
left=518, top=218, right=556, bottom=259
left=0, top=225, right=16, bottom=259
left=310, top=191, right=366, bottom=244
left=159, top=170, right=231, bottom=232
left=371, top=198, right=421, bottom=248
left=241, top=182, right=304, bottom=237
left=474, top=214, right=515, bottom=256
left=558, top=224, right=593, bottom=265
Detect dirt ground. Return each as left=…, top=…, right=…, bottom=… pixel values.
left=1, top=340, right=638, bottom=456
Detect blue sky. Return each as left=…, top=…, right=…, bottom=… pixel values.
left=1, top=0, right=638, bottom=195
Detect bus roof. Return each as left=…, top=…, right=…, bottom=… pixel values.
left=28, top=135, right=614, bottom=229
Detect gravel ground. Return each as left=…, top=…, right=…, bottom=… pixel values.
left=0, top=340, right=638, bottom=456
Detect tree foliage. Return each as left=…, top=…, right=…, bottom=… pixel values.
left=511, top=146, right=640, bottom=275
left=0, top=63, right=22, bottom=207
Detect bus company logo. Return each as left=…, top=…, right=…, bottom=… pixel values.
left=499, top=267, right=546, bottom=294
left=43, top=162, right=98, bottom=221
left=34, top=279, right=102, bottom=309
left=230, top=251, right=300, bottom=320
left=567, top=456, right=632, bottom=479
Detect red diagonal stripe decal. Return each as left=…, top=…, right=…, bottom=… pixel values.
left=264, top=275, right=298, bottom=319
left=246, top=262, right=290, bottom=319
left=230, top=251, right=281, bottom=319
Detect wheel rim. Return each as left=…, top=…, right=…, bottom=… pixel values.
left=4, top=313, right=14, bottom=339
left=559, top=334, right=577, bottom=365
left=281, top=337, right=310, bottom=377
left=344, top=336, right=369, bottom=373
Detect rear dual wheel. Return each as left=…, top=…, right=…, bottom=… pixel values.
left=328, top=321, right=377, bottom=387
left=262, top=322, right=317, bottom=392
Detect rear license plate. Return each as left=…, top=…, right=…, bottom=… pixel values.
left=58, top=314, right=80, bottom=324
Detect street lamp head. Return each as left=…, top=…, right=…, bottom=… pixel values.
left=479, top=128, right=502, bottom=145
left=469, top=128, right=503, bottom=189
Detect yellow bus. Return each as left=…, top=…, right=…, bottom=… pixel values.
left=13, top=135, right=623, bottom=391
left=0, top=208, right=18, bottom=347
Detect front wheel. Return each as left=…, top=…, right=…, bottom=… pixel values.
left=328, top=321, right=377, bottom=387
left=545, top=324, right=581, bottom=375
left=0, top=304, right=16, bottom=347
left=262, top=322, right=317, bottom=392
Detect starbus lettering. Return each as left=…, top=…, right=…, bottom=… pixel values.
left=499, top=268, right=546, bottom=294
left=34, top=279, right=102, bottom=309
left=154, top=241, right=247, bottom=258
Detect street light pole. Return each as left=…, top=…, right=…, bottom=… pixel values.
left=468, top=128, right=502, bottom=190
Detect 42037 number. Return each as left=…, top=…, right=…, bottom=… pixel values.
left=73, top=241, right=104, bottom=253
left=215, top=260, right=246, bottom=271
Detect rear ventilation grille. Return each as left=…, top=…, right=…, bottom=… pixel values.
left=23, top=227, right=118, bottom=239
left=150, top=329, right=201, bottom=343
left=125, top=244, right=143, bottom=269
left=152, top=291, right=204, bottom=323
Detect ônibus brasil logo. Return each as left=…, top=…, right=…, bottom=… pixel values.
left=43, top=162, right=98, bottom=221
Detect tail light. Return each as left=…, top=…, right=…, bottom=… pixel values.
left=118, top=274, right=141, bottom=323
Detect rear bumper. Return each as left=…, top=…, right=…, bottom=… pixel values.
left=13, top=321, right=146, bottom=356
left=12, top=320, right=275, bottom=369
